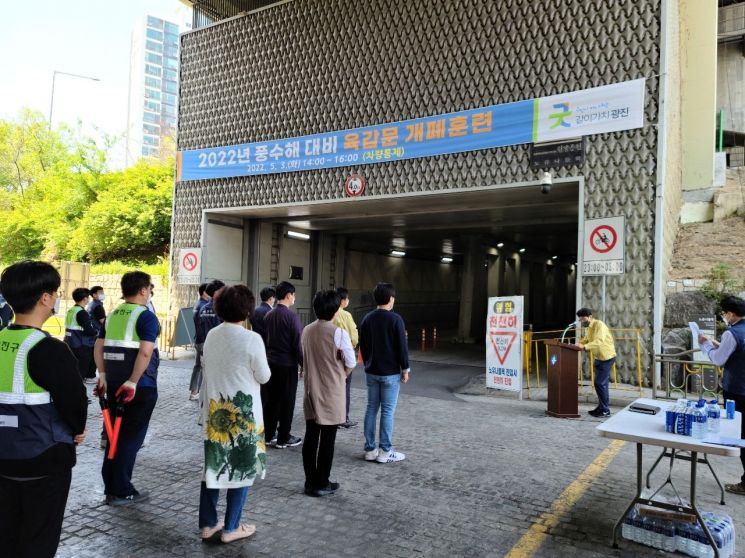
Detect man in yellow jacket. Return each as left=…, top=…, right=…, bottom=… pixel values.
left=333, top=287, right=358, bottom=428
left=575, top=307, right=616, bottom=418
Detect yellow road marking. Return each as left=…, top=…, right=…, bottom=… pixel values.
left=503, top=439, right=626, bottom=558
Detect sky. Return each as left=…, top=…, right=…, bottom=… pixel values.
left=0, top=0, right=190, bottom=167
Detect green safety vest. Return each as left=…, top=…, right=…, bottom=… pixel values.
left=0, top=327, right=73, bottom=459
left=104, top=303, right=147, bottom=349
left=0, top=327, right=48, bottom=399
left=65, top=306, right=83, bottom=331
left=103, top=303, right=159, bottom=386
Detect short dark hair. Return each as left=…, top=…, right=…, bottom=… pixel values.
left=205, top=280, right=225, bottom=297
left=373, top=282, right=395, bottom=306
left=90, top=285, right=104, bottom=296
left=276, top=281, right=295, bottom=300
left=214, top=285, right=255, bottom=322
left=198, top=282, right=209, bottom=296
left=72, top=287, right=91, bottom=303
left=260, top=287, right=276, bottom=302
left=336, top=286, right=349, bottom=300
left=121, top=271, right=152, bottom=298
left=576, top=307, right=593, bottom=318
left=313, top=290, right=341, bottom=321
left=721, top=296, right=745, bottom=317
left=0, top=261, right=61, bottom=314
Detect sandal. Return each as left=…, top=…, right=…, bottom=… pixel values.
left=221, top=523, right=256, bottom=543
left=201, top=522, right=223, bottom=540
left=725, top=482, right=745, bottom=495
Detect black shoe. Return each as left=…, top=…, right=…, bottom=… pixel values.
left=589, top=409, right=611, bottom=418
left=276, top=435, right=302, bottom=448
left=304, top=486, right=334, bottom=497
left=340, top=420, right=358, bottom=428
left=325, top=482, right=340, bottom=491
left=107, top=489, right=150, bottom=506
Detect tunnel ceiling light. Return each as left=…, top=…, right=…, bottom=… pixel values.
left=497, top=242, right=504, bottom=248
left=552, top=255, right=558, bottom=260
left=391, top=250, right=406, bottom=257
left=287, top=230, right=310, bottom=240
left=519, top=248, right=526, bottom=253
left=441, top=256, right=453, bottom=263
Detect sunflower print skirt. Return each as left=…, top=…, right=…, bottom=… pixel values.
left=204, top=390, right=266, bottom=488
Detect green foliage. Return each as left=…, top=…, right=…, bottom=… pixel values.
left=90, top=256, right=170, bottom=286
left=700, top=263, right=745, bottom=304
left=0, top=109, right=174, bottom=265
left=66, top=160, right=173, bottom=262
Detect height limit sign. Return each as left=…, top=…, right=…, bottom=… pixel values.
left=177, top=248, right=202, bottom=285
left=582, top=216, right=625, bottom=275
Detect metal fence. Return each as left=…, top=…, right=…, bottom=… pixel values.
left=654, top=349, right=723, bottom=401
left=525, top=328, right=644, bottom=397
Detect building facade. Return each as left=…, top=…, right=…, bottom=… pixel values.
left=125, top=15, right=181, bottom=163
left=172, top=0, right=717, bottom=383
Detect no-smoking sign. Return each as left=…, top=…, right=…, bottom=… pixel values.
left=182, top=251, right=198, bottom=271
left=582, top=216, right=625, bottom=276
left=177, top=248, right=202, bottom=285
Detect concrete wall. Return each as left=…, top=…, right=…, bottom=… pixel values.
left=174, top=0, right=665, bottom=381
left=680, top=0, right=718, bottom=223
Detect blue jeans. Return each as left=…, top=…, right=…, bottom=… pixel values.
left=593, top=358, right=615, bottom=413
left=198, top=482, right=249, bottom=532
left=364, top=373, right=401, bottom=452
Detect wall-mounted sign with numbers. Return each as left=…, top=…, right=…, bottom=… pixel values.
left=176, top=79, right=645, bottom=182
left=582, top=216, right=625, bottom=276
left=486, top=296, right=524, bottom=393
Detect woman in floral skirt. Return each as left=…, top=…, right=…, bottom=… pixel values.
left=199, top=284, right=271, bottom=543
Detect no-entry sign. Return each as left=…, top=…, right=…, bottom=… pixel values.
left=177, top=248, right=202, bottom=285
left=582, top=216, right=625, bottom=275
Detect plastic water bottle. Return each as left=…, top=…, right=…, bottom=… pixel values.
left=692, top=400, right=708, bottom=440
left=685, top=401, right=693, bottom=436
left=666, top=403, right=677, bottom=433
left=707, top=400, right=721, bottom=434
left=676, top=399, right=689, bottom=435
left=661, top=519, right=677, bottom=552
left=622, top=509, right=635, bottom=542
left=676, top=521, right=691, bottom=554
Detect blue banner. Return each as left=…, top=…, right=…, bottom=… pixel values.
left=176, top=79, right=645, bottom=182
left=177, top=101, right=534, bottom=181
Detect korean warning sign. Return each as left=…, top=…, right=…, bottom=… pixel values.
left=177, top=248, right=202, bottom=285
left=582, top=216, right=625, bottom=276
left=486, top=296, right=523, bottom=392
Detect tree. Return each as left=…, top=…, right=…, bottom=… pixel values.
left=0, top=109, right=174, bottom=265
left=66, top=159, right=174, bottom=262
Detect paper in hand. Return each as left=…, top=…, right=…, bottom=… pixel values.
left=689, top=321, right=700, bottom=339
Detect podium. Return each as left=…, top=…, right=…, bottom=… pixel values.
left=544, top=340, right=581, bottom=418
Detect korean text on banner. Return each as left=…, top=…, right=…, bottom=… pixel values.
left=486, top=296, right=524, bottom=393
left=533, top=79, right=645, bottom=143
left=177, top=79, right=646, bottom=182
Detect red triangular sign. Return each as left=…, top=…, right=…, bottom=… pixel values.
left=489, top=330, right=517, bottom=365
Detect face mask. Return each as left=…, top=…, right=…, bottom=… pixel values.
left=99, top=294, right=106, bottom=302
left=53, top=297, right=60, bottom=315
left=148, top=294, right=153, bottom=304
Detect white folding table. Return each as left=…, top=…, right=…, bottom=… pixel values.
left=596, top=398, right=742, bottom=558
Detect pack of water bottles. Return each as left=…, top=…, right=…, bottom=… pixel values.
left=665, top=398, right=721, bottom=439
left=622, top=507, right=736, bottom=557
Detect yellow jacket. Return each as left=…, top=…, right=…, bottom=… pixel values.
left=333, top=308, right=359, bottom=348
left=580, top=319, right=616, bottom=361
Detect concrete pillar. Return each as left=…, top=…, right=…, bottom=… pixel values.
left=680, top=0, right=718, bottom=223
left=457, top=236, right=481, bottom=343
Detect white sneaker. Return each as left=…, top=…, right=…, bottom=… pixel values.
left=376, top=449, right=405, bottom=463
left=364, top=449, right=379, bottom=461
